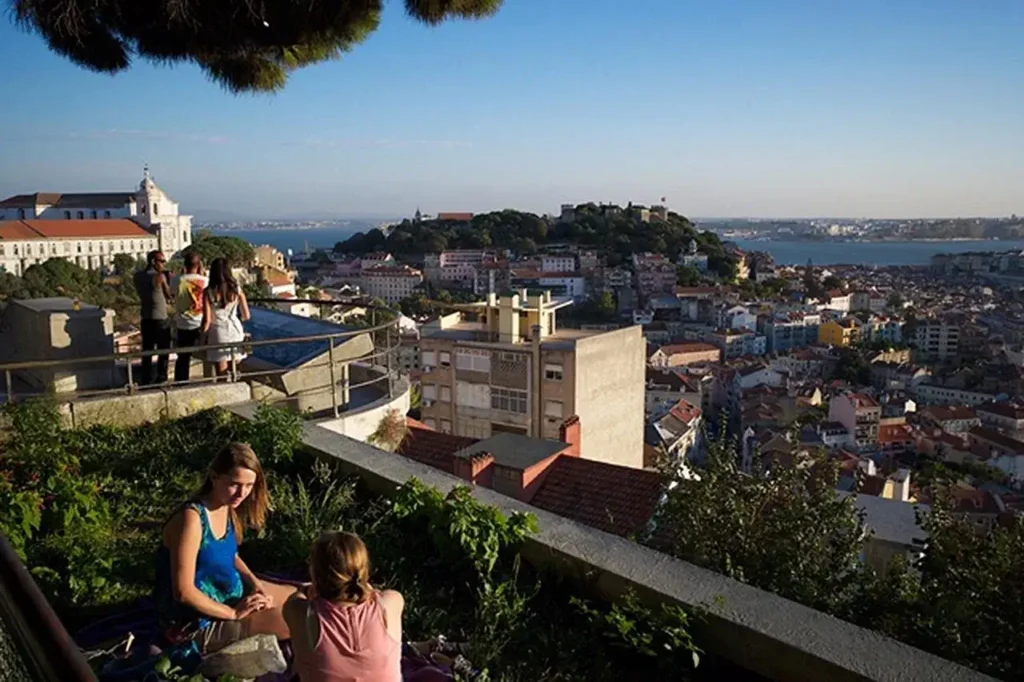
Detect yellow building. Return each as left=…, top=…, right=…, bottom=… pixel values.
left=818, top=318, right=859, bottom=347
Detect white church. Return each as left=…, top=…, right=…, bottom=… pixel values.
left=0, top=167, right=193, bottom=276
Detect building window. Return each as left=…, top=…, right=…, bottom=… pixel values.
left=76, top=211, right=84, bottom=219
left=17, top=209, right=25, bottom=219
left=456, top=349, right=490, bottom=373
left=440, top=386, right=452, bottom=402
left=422, top=350, right=437, bottom=368
left=77, top=244, right=82, bottom=253
left=544, top=363, right=563, bottom=381
left=152, top=203, right=159, bottom=215
left=439, top=351, right=451, bottom=367
left=64, top=210, right=71, bottom=219
left=91, top=210, right=97, bottom=219
left=422, top=384, right=438, bottom=401
left=104, top=210, right=111, bottom=218
left=424, top=418, right=437, bottom=429
left=545, top=400, right=563, bottom=418
left=441, top=419, right=452, bottom=433
left=492, top=387, right=528, bottom=414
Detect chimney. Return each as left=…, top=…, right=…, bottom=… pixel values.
left=453, top=452, right=494, bottom=487
left=559, top=415, right=582, bottom=457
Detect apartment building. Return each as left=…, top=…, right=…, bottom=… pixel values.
left=761, top=311, right=821, bottom=353
left=705, top=329, right=767, bottom=360
left=418, top=290, right=645, bottom=469
left=253, top=244, right=286, bottom=271
left=632, top=252, right=676, bottom=298
left=914, top=319, right=960, bottom=361
left=423, top=249, right=499, bottom=288
left=357, top=264, right=423, bottom=303
left=819, top=318, right=860, bottom=347
left=829, top=392, right=881, bottom=450
left=540, top=254, right=576, bottom=273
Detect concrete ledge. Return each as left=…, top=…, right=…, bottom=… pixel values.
left=228, top=403, right=995, bottom=682
left=63, top=383, right=253, bottom=428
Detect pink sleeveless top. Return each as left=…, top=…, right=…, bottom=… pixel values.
left=294, top=593, right=401, bottom=682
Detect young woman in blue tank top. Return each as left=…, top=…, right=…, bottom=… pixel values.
left=155, top=442, right=297, bottom=653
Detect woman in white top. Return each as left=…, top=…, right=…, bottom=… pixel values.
left=203, top=258, right=250, bottom=377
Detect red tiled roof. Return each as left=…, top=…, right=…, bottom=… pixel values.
left=529, top=456, right=665, bottom=537
left=920, top=405, right=977, bottom=422
left=658, top=342, right=719, bottom=356
left=0, top=219, right=153, bottom=239
left=879, top=423, right=914, bottom=445
left=396, top=420, right=477, bottom=474
left=437, top=212, right=474, bottom=222
left=977, top=402, right=1024, bottom=420
left=262, top=269, right=293, bottom=287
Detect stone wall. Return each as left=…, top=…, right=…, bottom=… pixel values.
left=59, top=382, right=252, bottom=428
left=227, top=403, right=994, bottom=682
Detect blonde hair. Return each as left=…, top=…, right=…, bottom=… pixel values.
left=197, top=442, right=270, bottom=536
left=311, top=531, right=372, bottom=604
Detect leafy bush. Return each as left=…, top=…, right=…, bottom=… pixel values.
left=1, top=400, right=707, bottom=680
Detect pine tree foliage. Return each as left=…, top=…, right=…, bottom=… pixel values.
left=9, top=0, right=504, bottom=93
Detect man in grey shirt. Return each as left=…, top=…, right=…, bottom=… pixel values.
left=134, top=250, right=173, bottom=385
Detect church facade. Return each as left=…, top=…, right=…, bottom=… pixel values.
left=0, top=168, right=193, bottom=276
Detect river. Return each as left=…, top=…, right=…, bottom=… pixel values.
left=732, top=239, right=1024, bottom=266
left=209, top=227, right=1024, bottom=267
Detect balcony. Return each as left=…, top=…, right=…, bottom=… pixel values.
left=0, top=393, right=993, bottom=681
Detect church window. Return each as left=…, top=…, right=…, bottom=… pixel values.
left=76, top=211, right=84, bottom=219
left=17, top=209, right=24, bottom=219
left=77, top=244, right=82, bottom=253
left=152, top=203, right=159, bottom=216
left=141, top=204, right=145, bottom=214
left=91, top=210, right=97, bottom=219
left=183, top=231, right=188, bottom=244
left=104, top=210, right=111, bottom=218
left=64, top=211, right=71, bottom=219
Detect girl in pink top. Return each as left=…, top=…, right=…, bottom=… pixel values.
left=284, top=531, right=403, bottom=682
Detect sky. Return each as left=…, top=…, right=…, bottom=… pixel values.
left=0, top=0, right=1022, bottom=220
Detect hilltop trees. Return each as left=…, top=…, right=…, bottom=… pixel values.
left=334, top=205, right=738, bottom=280
left=11, top=0, right=504, bottom=93
left=187, top=231, right=255, bottom=266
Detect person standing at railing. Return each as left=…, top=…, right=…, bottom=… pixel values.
left=203, top=258, right=250, bottom=379
left=172, top=251, right=208, bottom=383
left=134, top=250, right=174, bottom=385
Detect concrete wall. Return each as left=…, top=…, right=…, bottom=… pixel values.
left=58, top=383, right=252, bottom=428
left=226, top=405, right=992, bottom=682
left=572, top=325, right=645, bottom=469
left=316, top=376, right=411, bottom=443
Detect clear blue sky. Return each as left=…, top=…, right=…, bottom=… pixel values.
left=1, top=0, right=1021, bottom=220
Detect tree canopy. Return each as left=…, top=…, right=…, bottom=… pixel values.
left=335, top=205, right=738, bottom=279
left=10, top=0, right=504, bottom=93
left=186, top=230, right=254, bottom=267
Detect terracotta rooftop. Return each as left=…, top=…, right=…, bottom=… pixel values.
left=879, top=423, right=914, bottom=445
left=920, top=405, right=978, bottom=423
left=0, top=192, right=133, bottom=209
left=396, top=419, right=477, bottom=474
left=0, top=219, right=153, bottom=240
left=528, top=456, right=665, bottom=537
left=436, top=212, right=474, bottom=222
left=969, top=427, right=1024, bottom=455
left=657, top=342, right=720, bottom=356
left=977, top=402, right=1024, bottom=420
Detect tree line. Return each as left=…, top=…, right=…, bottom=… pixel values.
left=333, top=205, right=740, bottom=280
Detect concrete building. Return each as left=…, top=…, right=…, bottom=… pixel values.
left=357, top=264, right=423, bottom=303
left=919, top=406, right=981, bottom=434
left=253, top=244, right=286, bottom=271
left=761, top=311, right=821, bottom=353
left=418, top=290, right=646, bottom=469
left=0, top=167, right=192, bottom=263
left=632, top=252, right=676, bottom=299
left=829, top=392, right=881, bottom=450
left=819, top=318, right=860, bottom=347
left=705, top=329, right=767, bottom=360
left=0, top=297, right=116, bottom=392
left=976, top=402, right=1024, bottom=436
left=541, top=254, right=576, bottom=273
left=914, top=319, right=960, bottom=361
left=423, top=249, right=499, bottom=288
left=913, top=383, right=998, bottom=407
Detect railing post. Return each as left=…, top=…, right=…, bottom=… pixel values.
left=386, top=322, right=394, bottom=399
left=4, top=369, right=13, bottom=404
left=328, top=336, right=339, bottom=418
left=230, top=351, right=238, bottom=384
left=126, top=358, right=135, bottom=394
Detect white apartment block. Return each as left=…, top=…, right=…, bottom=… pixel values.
left=914, top=320, right=960, bottom=361
left=358, top=264, right=423, bottom=303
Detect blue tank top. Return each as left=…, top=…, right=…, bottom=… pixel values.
left=155, top=501, right=245, bottom=630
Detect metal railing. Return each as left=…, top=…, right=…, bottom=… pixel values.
left=0, top=532, right=96, bottom=682
left=0, top=299, right=404, bottom=419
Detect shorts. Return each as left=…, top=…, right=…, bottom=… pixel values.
left=197, top=619, right=247, bottom=654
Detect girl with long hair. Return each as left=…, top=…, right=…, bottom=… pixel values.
left=283, top=531, right=403, bottom=681
left=203, top=257, right=250, bottom=377
left=155, top=443, right=296, bottom=653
